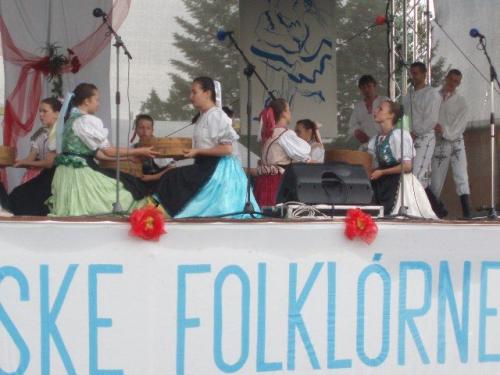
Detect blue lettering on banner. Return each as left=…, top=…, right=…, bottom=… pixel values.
left=0, top=266, right=30, bottom=375
left=257, top=263, right=283, bottom=372
left=176, top=264, right=211, bottom=375
left=479, top=262, right=500, bottom=362
left=287, top=263, right=322, bottom=371
left=327, top=262, right=352, bottom=369
left=356, top=261, right=391, bottom=367
left=88, top=264, right=124, bottom=375
left=437, top=261, right=471, bottom=364
left=40, top=264, right=78, bottom=375
left=214, top=266, right=250, bottom=373
left=398, top=262, right=432, bottom=365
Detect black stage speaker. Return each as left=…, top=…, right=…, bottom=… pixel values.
left=276, top=162, right=373, bottom=205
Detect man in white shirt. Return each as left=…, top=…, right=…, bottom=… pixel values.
left=348, top=75, right=388, bottom=150
left=430, top=69, right=471, bottom=218
left=403, top=62, right=441, bottom=190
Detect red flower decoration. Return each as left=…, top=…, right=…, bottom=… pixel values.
left=70, top=56, right=81, bottom=74
left=129, top=204, right=166, bottom=241
left=344, top=208, right=378, bottom=244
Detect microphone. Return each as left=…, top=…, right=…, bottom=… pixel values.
left=469, top=28, right=485, bottom=39
left=93, top=8, right=107, bottom=18
left=216, top=29, right=234, bottom=42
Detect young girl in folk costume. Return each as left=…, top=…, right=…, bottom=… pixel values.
left=295, top=119, right=325, bottom=163
left=9, top=98, right=61, bottom=215
left=132, top=114, right=175, bottom=190
left=368, top=100, right=436, bottom=218
left=253, top=99, right=311, bottom=206
left=154, top=76, right=258, bottom=218
left=48, top=83, right=157, bottom=216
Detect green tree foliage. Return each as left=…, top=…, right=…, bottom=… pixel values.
left=140, top=0, right=240, bottom=121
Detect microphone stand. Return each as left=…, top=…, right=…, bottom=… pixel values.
left=476, top=37, right=500, bottom=219
left=99, top=14, right=133, bottom=214
left=223, top=32, right=276, bottom=217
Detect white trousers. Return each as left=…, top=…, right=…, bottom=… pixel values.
left=413, top=132, right=436, bottom=189
left=430, top=136, right=470, bottom=197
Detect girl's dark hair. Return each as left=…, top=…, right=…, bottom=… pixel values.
left=135, top=114, right=154, bottom=127
left=193, top=76, right=216, bottom=103
left=269, top=98, right=288, bottom=122
left=191, top=76, right=216, bottom=123
left=296, top=119, right=320, bottom=142
left=73, top=83, right=98, bottom=106
left=384, top=100, right=403, bottom=125
left=41, top=97, right=62, bottom=112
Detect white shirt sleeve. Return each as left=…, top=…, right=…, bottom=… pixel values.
left=442, top=95, right=468, bottom=141
left=277, top=130, right=311, bottom=162
left=390, top=129, right=415, bottom=162
left=206, top=109, right=239, bottom=145
left=310, top=144, right=325, bottom=163
left=348, top=103, right=360, bottom=136
left=72, top=114, right=111, bottom=151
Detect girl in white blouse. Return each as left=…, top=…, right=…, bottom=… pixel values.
left=368, top=100, right=436, bottom=218
left=254, top=98, right=311, bottom=206
left=295, top=119, right=325, bottom=163
left=154, top=77, right=259, bottom=218
left=9, top=98, right=61, bottom=215
left=48, top=83, right=156, bottom=216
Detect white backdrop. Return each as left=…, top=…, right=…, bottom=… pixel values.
left=1, top=220, right=500, bottom=374
left=239, top=0, right=337, bottom=139
left=0, top=0, right=113, bottom=189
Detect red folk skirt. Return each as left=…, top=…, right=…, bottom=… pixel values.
left=254, top=174, right=283, bottom=207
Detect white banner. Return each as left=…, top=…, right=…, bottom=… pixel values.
left=239, top=0, right=337, bottom=139
left=0, top=221, right=500, bottom=374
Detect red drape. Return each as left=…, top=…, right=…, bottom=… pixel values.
left=0, top=0, right=131, bottom=189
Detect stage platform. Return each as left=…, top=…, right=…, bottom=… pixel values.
left=1, top=217, right=500, bottom=374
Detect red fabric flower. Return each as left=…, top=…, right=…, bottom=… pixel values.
left=70, top=56, right=81, bottom=74
left=344, top=208, right=378, bottom=244
left=129, top=204, right=166, bottom=241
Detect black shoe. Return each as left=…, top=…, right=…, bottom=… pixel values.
left=425, top=188, right=448, bottom=218
left=460, top=194, right=472, bottom=219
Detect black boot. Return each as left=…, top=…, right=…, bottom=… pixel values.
left=460, top=194, right=472, bottom=219
left=425, top=188, right=448, bottom=218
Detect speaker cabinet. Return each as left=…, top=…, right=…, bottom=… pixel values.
left=276, top=162, right=373, bottom=205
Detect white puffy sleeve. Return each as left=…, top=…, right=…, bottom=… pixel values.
left=72, top=114, right=111, bottom=151
left=206, top=109, right=239, bottom=145
left=390, top=129, right=415, bottom=162
left=277, top=130, right=311, bottom=162
left=310, top=144, right=325, bottom=163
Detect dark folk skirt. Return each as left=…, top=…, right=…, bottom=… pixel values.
left=87, top=158, right=147, bottom=201
left=9, top=168, right=55, bottom=215
left=153, top=157, right=220, bottom=217
left=0, top=180, right=10, bottom=212
left=371, top=173, right=400, bottom=215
